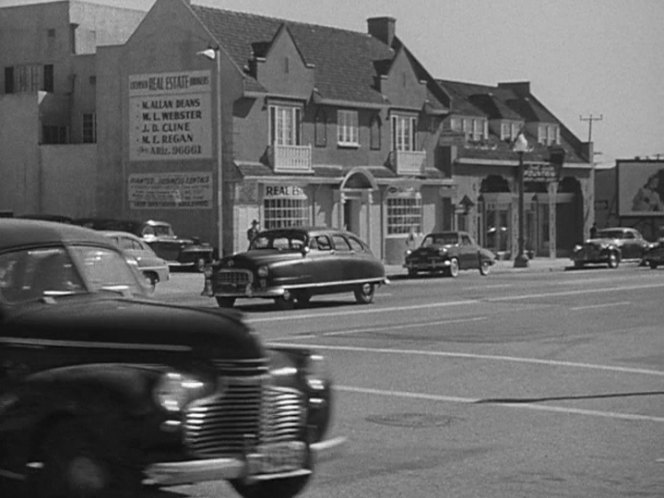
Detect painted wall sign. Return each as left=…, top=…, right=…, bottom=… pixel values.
left=617, top=160, right=664, bottom=216
left=524, top=163, right=557, bottom=182
left=129, top=71, right=212, bottom=161
left=128, top=172, right=212, bottom=209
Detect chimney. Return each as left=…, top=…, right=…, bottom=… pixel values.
left=367, top=17, right=396, bottom=46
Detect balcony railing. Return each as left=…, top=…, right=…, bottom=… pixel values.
left=389, top=150, right=426, bottom=176
left=269, top=144, right=313, bottom=174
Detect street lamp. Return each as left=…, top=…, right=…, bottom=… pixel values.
left=513, top=132, right=529, bottom=268
left=197, top=47, right=223, bottom=258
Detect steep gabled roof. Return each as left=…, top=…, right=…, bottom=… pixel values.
left=190, top=5, right=397, bottom=104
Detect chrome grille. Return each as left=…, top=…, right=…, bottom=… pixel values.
left=183, top=361, right=305, bottom=458
left=211, top=358, right=269, bottom=376
left=214, top=269, right=253, bottom=293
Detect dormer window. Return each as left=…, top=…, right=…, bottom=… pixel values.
left=537, top=123, right=560, bottom=145
left=337, top=109, right=359, bottom=147
left=500, top=120, right=522, bottom=141
left=451, top=116, right=487, bottom=141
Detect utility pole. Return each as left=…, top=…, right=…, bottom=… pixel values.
left=579, top=114, right=603, bottom=142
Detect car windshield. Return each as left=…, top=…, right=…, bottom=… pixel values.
left=597, top=229, right=625, bottom=239
left=0, top=245, right=144, bottom=304
left=250, top=231, right=307, bottom=251
left=143, top=225, right=174, bottom=237
left=422, top=234, right=459, bottom=247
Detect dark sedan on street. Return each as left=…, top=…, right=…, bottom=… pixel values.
left=403, top=231, right=496, bottom=277
left=0, top=219, right=343, bottom=498
left=571, top=227, right=652, bottom=269
left=204, top=227, right=387, bottom=309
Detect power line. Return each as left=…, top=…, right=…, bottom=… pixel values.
left=579, top=114, right=603, bottom=142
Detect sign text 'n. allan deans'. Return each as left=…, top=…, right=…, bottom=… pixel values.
left=129, top=71, right=213, bottom=161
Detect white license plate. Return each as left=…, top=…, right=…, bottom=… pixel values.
left=247, top=441, right=306, bottom=474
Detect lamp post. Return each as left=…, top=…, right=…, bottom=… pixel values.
left=197, top=47, right=223, bottom=258
left=513, top=132, right=529, bottom=268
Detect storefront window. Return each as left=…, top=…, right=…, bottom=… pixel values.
left=387, top=194, right=422, bottom=235
left=262, top=185, right=309, bottom=229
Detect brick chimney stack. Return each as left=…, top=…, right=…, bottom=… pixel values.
left=367, top=17, right=396, bottom=46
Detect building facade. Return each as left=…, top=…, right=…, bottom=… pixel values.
left=1, top=0, right=595, bottom=263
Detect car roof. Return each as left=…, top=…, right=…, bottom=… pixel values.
left=99, top=230, right=142, bottom=239
left=0, top=219, right=116, bottom=250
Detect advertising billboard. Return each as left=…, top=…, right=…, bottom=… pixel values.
left=129, top=71, right=213, bottom=161
left=617, top=160, right=664, bottom=217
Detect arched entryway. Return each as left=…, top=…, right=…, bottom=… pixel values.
left=337, top=168, right=378, bottom=243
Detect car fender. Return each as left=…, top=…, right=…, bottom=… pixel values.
left=1, top=363, right=164, bottom=430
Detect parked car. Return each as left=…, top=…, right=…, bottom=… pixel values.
left=74, top=218, right=214, bottom=272
left=101, top=230, right=170, bottom=292
left=403, top=231, right=496, bottom=277
left=0, top=219, right=343, bottom=498
left=571, top=227, right=652, bottom=269
left=642, top=238, right=664, bottom=269
left=16, top=213, right=73, bottom=224
left=204, top=226, right=387, bottom=309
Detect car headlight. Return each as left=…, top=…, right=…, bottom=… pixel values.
left=438, top=247, right=447, bottom=256
left=405, top=249, right=412, bottom=257
left=257, top=265, right=269, bottom=278
left=153, top=372, right=211, bottom=412
left=573, top=244, right=582, bottom=252
left=303, top=353, right=329, bottom=391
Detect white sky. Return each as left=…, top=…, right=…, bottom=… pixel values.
left=2, top=0, right=663, bottom=165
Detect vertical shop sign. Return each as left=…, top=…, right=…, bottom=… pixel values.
left=129, top=71, right=212, bottom=161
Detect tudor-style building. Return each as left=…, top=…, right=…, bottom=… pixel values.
left=0, top=0, right=595, bottom=263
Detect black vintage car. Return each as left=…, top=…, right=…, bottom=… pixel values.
left=403, top=231, right=496, bottom=277
left=0, top=219, right=343, bottom=498
left=571, top=227, right=652, bottom=269
left=75, top=218, right=214, bottom=272
left=204, top=227, right=387, bottom=309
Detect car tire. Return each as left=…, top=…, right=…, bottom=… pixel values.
left=274, top=291, right=296, bottom=310
left=296, top=290, right=312, bottom=306
left=479, top=260, right=491, bottom=276
left=231, top=474, right=311, bottom=498
left=27, top=418, right=141, bottom=498
left=607, top=252, right=619, bottom=269
left=354, top=283, right=375, bottom=304
left=446, top=258, right=459, bottom=278
left=649, top=261, right=658, bottom=269
left=216, top=297, right=236, bottom=307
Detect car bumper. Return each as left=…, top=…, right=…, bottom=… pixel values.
left=142, top=436, right=346, bottom=487
left=404, top=259, right=451, bottom=271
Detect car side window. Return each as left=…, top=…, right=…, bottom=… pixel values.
left=313, top=235, right=332, bottom=251
left=625, top=232, right=634, bottom=239
left=332, top=234, right=351, bottom=252
left=118, top=237, right=133, bottom=251
left=461, top=235, right=472, bottom=246
left=347, top=236, right=366, bottom=252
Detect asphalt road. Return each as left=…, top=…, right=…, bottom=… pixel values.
left=155, top=262, right=664, bottom=498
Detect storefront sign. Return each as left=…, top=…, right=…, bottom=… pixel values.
left=524, top=163, right=558, bottom=182
left=128, top=172, right=212, bottom=209
left=129, top=71, right=212, bottom=161
left=263, top=185, right=307, bottom=198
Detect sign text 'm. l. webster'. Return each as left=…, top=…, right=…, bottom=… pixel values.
left=129, top=71, right=213, bottom=161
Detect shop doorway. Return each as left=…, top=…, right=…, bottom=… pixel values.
left=343, top=198, right=361, bottom=235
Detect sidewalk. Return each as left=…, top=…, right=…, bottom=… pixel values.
left=385, top=257, right=571, bottom=278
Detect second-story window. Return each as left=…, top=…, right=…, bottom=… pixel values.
left=269, top=104, right=301, bottom=146
left=43, top=64, right=54, bottom=92
left=391, top=114, right=416, bottom=151
left=337, top=109, right=359, bottom=146
left=314, top=109, right=327, bottom=147
left=370, top=115, right=381, bottom=150
left=4, top=67, right=14, bottom=94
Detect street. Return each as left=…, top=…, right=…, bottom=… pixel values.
left=156, top=262, right=663, bottom=497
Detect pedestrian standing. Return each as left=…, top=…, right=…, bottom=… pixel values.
left=590, top=222, right=598, bottom=239
left=247, top=219, right=260, bottom=245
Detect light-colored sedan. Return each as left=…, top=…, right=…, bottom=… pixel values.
left=102, top=230, right=170, bottom=291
